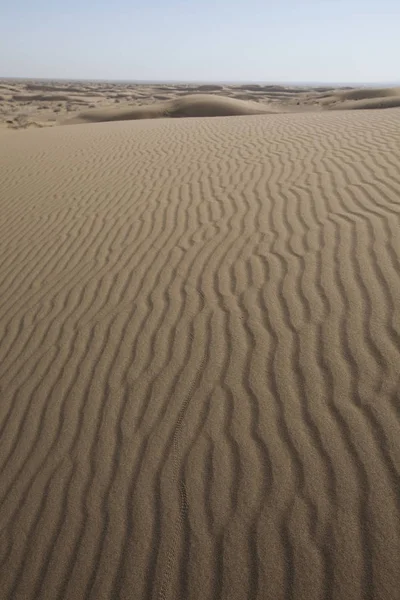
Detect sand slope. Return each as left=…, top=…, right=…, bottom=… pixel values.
left=0, top=110, right=400, bottom=600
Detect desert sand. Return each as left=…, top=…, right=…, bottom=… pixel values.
left=0, top=95, right=399, bottom=600
left=2, top=79, right=400, bottom=130
left=66, top=94, right=275, bottom=124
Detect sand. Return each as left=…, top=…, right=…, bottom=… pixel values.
left=2, top=79, right=400, bottom=131
left=65, top=94, right=275, bottom=124
left=320, top=87, right=400, bottom=111
left=0, top=106, right=400, bottom=600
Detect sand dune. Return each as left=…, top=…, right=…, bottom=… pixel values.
left=25, top=83, right=92, bottom=94
left=337, top=86, right=400, bottom=100
left=66, top=94, right=274, bottom=124
left=196, top=85, right=224, bottom=91
left=12, top=94, right=83, bottom=102
left=323, top=86, right=400, bottom=110
left=330, top=96, right=400, bottom=110
left=0, top=108, right=400, bottom=600
left=3, top=79, right=400, bottom=131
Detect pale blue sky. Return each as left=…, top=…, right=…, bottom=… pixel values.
left=1, top=0, right=399, bottom=82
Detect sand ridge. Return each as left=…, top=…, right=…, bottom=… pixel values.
left=0, top=108, right=400, bottom=599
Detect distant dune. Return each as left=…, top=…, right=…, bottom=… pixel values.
left=323, top=86, right=400, bottom=110
left=12, top=94, right=87, bottom=102
left=1, top=107, right=400, bottom=599
left=2, top=81, right=400, bottom=130
left=65, top=93, right=274, bottom=124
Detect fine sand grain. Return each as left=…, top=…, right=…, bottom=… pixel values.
left=0, top=109, right=400, bottom=600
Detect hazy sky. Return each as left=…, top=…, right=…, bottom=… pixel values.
left=1, top=0, right=399, bottom=82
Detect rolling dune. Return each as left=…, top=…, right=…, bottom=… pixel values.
left=65, top=94, right=274, bottom=124
left=323, top=87, right=400, bottom=110
left=0, top=109, right=400, bottom=600
left=3, top=80, right=400, bottom=131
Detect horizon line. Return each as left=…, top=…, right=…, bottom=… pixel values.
left=1, top=76, right=399, bottom=87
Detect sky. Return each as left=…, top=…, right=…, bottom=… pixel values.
left=1, top=0, right=399, bottom=83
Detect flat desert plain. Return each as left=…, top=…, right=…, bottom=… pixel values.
left=0, top=81, right=399, bottom=600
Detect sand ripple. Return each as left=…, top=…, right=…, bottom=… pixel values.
left=0, top=109, right=399, bottom=599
